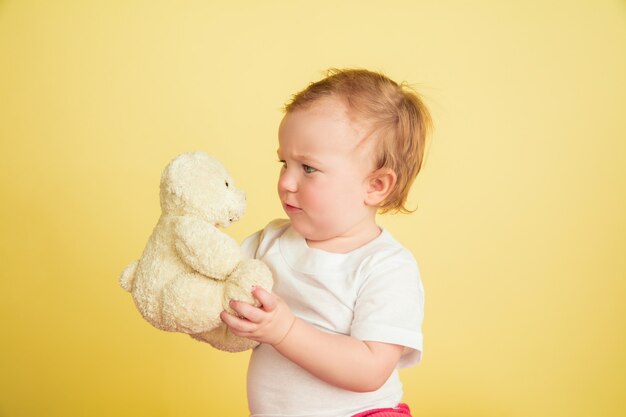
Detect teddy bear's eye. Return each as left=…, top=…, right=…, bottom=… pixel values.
left=225, top=181, right=229, bottom=188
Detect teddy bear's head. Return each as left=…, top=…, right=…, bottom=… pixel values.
left=159, top=152, right=246, bottom=227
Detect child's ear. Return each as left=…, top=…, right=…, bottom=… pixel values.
left=364, top=168, right=397, bottom=206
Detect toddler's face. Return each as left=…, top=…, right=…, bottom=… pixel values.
left=277, top=97, right=378, bottom=249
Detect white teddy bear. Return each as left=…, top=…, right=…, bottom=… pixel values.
left=120, top=151, right=273, bottom=352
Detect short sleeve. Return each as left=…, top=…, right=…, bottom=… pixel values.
left=350, top=255, right=424, bottom=368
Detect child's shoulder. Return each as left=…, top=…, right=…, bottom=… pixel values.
left=350, top=229, right=421, bottom=285
left=362, top=228, right=417, bottom=264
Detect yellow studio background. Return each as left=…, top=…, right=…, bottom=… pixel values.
left=1, top=0, right=624, bottom=416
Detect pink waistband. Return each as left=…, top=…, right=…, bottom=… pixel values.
left=351, top=403, right=412, bottom=417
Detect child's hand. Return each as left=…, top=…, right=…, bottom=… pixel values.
left=220, top=287, right=296, bottom=346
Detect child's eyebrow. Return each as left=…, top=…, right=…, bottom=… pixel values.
left=295, top=154, right=323, bottom=167
left=277, top=149, right=323, bottom=166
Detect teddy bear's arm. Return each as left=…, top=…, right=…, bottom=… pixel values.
left=173, top=216, right=242, bottom=279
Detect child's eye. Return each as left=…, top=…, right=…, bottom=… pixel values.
left=278, top=159, right=287, bottom=169
left=302, top=164, right=317, bottom=174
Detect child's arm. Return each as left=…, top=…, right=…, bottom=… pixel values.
left=220, top=287, right=405, bottom=393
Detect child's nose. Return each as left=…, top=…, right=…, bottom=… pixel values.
left=278, top=169, right=297, bottom=193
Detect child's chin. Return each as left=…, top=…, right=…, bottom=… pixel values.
left=289, top=219, right=308, bottom=235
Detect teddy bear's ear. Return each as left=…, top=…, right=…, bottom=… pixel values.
left=159, top=170, right=181, bottom=213
left=159, top=153, right=197, bottom=211
left=161, top=155, right=182, bottom=191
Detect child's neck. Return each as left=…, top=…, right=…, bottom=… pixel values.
left=305, top=223, right=382, bottom=254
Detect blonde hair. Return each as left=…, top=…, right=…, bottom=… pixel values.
left=284, top=68, right=432, bottom=213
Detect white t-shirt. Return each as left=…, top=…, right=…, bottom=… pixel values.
left=242, top=219, right=424, bottom=417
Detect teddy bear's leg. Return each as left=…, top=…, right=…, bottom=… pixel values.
left=161, top=274, right=224, bottom=334
left=191, top=323, right=259, bottom=352
left=119, top=260, right=139, bottom=291
left=223, top=259, right=274, bottom=314
left=187, top=261, right=273, bottom=352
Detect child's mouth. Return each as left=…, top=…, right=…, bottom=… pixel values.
left=283, top=203, right=302, bottom=213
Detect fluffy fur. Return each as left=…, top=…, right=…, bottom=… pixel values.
left=120, top=152, right=273, bottom=352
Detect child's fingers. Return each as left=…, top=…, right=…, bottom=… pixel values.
left=220, top=310, right=256, bottom=334
left=252, top=286, right=277, bottom=311
left=230, top=300, right=263, bottom=323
